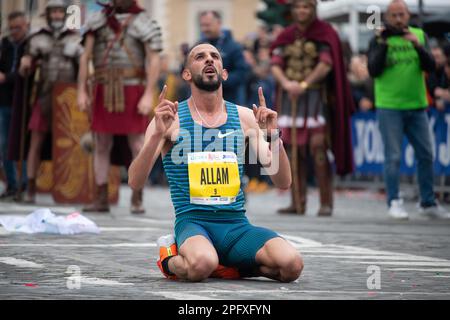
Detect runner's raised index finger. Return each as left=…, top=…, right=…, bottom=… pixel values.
left=159, top=85, right=168, bottom=103
left=258, top=87, right=267, bottom=108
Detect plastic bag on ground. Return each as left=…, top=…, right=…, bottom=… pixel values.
left=0, top=208, right=100, bottom=235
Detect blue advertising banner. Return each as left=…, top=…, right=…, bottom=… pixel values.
left=351, top=106, right=450, bottom=175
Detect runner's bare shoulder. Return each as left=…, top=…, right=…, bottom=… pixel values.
left=236, top=105, right=258, bottom=132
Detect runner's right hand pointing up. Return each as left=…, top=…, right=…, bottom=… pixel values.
left=154, top=85, right=178, bottom=135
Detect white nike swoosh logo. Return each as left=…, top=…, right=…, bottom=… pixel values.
left=218, top=131, right=235, bottom=139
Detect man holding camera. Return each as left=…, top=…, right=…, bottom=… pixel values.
left=368, top=0, right=450, bottom=219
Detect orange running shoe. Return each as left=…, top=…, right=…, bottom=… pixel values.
left=210, top=265, right=241, bottom=280
left=156, top=234, right=178, bottom=280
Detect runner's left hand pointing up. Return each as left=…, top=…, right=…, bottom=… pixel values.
left=252, top=87, right=278, bottom=132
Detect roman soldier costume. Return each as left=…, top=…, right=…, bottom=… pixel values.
left=271, top=0, right=355, bottom=216
left=82, top=0, right=163, bottom=213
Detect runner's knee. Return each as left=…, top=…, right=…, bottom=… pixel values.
left=279, top=253, right=303, bottom=282
left=187, top=252, right=218, bottom=281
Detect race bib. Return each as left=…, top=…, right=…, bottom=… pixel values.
left=188, top=152, right=241, bottom=205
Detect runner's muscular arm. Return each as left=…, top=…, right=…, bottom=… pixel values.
left=129, top=86, right=178, bottom=190
left=239, top=89, right=292, bottom=190
left=240, top=108, right=291, bottom=190
left=128, top=120, right=167, bottom=190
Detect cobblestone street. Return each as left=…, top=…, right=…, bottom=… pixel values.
left=1, top=186, right=450, bottom=300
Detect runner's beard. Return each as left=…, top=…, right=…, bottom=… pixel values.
left=193, top=73, right=223, bottom=92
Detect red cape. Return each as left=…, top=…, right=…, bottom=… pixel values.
left=271, top=19, right=356, bottom=175
left=97, top=0, right=144, bottom=34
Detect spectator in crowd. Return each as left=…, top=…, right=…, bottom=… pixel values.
left=271, top=24, right=285, bottom=43
left=157, top=55, right=180, bottom=105
left=340, top=39, right=354, bottom=71
left=349, top=54, right=374, bottom=112
left=0, top=11, right=29, bottom=200
left=198, top=10, right=249, bottom=105
left=427, top=44, right=449, bottom=111
left=368, top=0, right=449, bottom=219
left=246, top=46, right=275, bottom=111
left=177, top=43, right=192, bottom=102
left=252, top=25, right=272, bottom=54
left=437, top=58, right=450, bottom=107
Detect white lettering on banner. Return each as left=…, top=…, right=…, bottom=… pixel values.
left=354, top=119, right=384, bottom=167
left=354, top=120, right=364, bottom=166
left=364, top=122, right=377, bottom=163
left=438, top=115, right=450, bottom=166
left=405, top=144, right=415, bottom=168
left=353, top=113, right=448, bottom=170
left=429, top=117, right=437, bottom=160
left=374, top=126, right=385, bottom=163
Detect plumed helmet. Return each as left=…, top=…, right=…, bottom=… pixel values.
left=44, top=0, right=68, bottom=29
left=46, top=0, right=68, bottom=10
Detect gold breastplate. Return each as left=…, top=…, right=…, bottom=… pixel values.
left=284, top=39, right=319, bottom=82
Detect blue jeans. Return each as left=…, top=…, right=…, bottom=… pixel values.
left=377, top=108, right=436, bottom=208
left=0, top=106, right=26, bottom=191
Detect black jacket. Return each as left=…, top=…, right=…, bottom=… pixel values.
left=368, top=30, right=435, bottom=78
left=0, top=36, right=26, bottom=107
left=427, top=67, right=449, bottom=98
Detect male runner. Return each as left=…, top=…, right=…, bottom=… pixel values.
left=129, top=44, right=303, bottom=282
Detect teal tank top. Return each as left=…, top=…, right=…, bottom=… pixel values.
left=162, top=100, right=246, bottom=217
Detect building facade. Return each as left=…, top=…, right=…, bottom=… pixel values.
left=1, top=0, right=260, bottom=68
